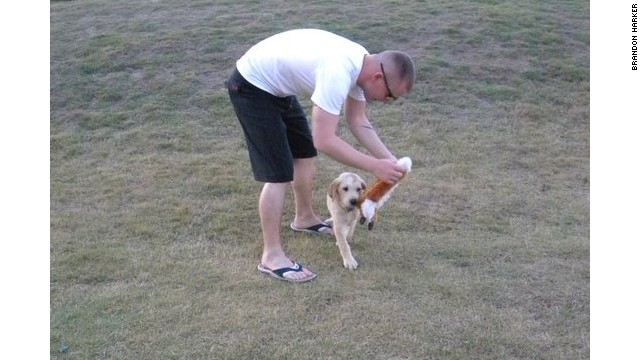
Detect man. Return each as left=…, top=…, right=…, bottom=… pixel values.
left=227, top=29, right=415, bottom=283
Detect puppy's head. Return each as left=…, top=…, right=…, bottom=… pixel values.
left=328, top=172, right=366, bottom=210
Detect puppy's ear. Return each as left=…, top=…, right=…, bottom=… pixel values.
left=329, top=178, right=341, bottom=200
left=360, top=181, right=367, bottom=191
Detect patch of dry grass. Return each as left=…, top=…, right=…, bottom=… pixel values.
left=51, top=0, right=589, bottom=359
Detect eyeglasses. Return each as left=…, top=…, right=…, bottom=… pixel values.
left=380, top=63, right=398, bottom=102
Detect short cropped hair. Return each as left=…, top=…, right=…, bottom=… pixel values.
left=381, top=51, right=416, bottom=92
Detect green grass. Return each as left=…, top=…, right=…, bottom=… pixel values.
left=51, top=0, right=589, bottom=359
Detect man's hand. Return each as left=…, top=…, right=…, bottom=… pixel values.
left=371, top=158, right=405, bottom=184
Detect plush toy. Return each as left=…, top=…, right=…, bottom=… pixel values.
left=357, top=157, right=412, bottom=230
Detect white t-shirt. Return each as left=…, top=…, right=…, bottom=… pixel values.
left=236, top=29, right=368, bottom=115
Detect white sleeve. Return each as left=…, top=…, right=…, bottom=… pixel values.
left=311, top=63, right=353, bottom=116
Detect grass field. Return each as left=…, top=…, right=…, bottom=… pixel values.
left=50, top=0, right=589, bottom=359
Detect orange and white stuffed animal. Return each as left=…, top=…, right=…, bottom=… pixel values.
left=357, top=157, right=412, bottom=230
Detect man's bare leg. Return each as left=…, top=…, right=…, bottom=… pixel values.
left=290, top=158, right=333, bottom=235
left=259, top=182, right=315, bottom=281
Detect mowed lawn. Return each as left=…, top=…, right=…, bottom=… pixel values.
left=50, top=0, right=589, bottom=359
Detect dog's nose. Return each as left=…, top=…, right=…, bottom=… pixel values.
left=349, top=198, right=358, bottom=206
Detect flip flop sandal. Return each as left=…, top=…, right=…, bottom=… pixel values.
left=257, top=262, right=317, bottom=283
left=290, top=222, right=333, bottom=236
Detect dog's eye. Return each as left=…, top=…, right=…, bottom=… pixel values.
left=342, top=186, right=349, bottom=192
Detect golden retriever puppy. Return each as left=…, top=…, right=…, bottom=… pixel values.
left=325, top=172, right=367, bottom=269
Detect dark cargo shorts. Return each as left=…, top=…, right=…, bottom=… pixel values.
left=227, top=68, right=317, bottom=183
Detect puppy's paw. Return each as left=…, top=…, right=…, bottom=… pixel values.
left=343, top=256, right=358, bottom=270
left=325, top=217, right=334, bottom=226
